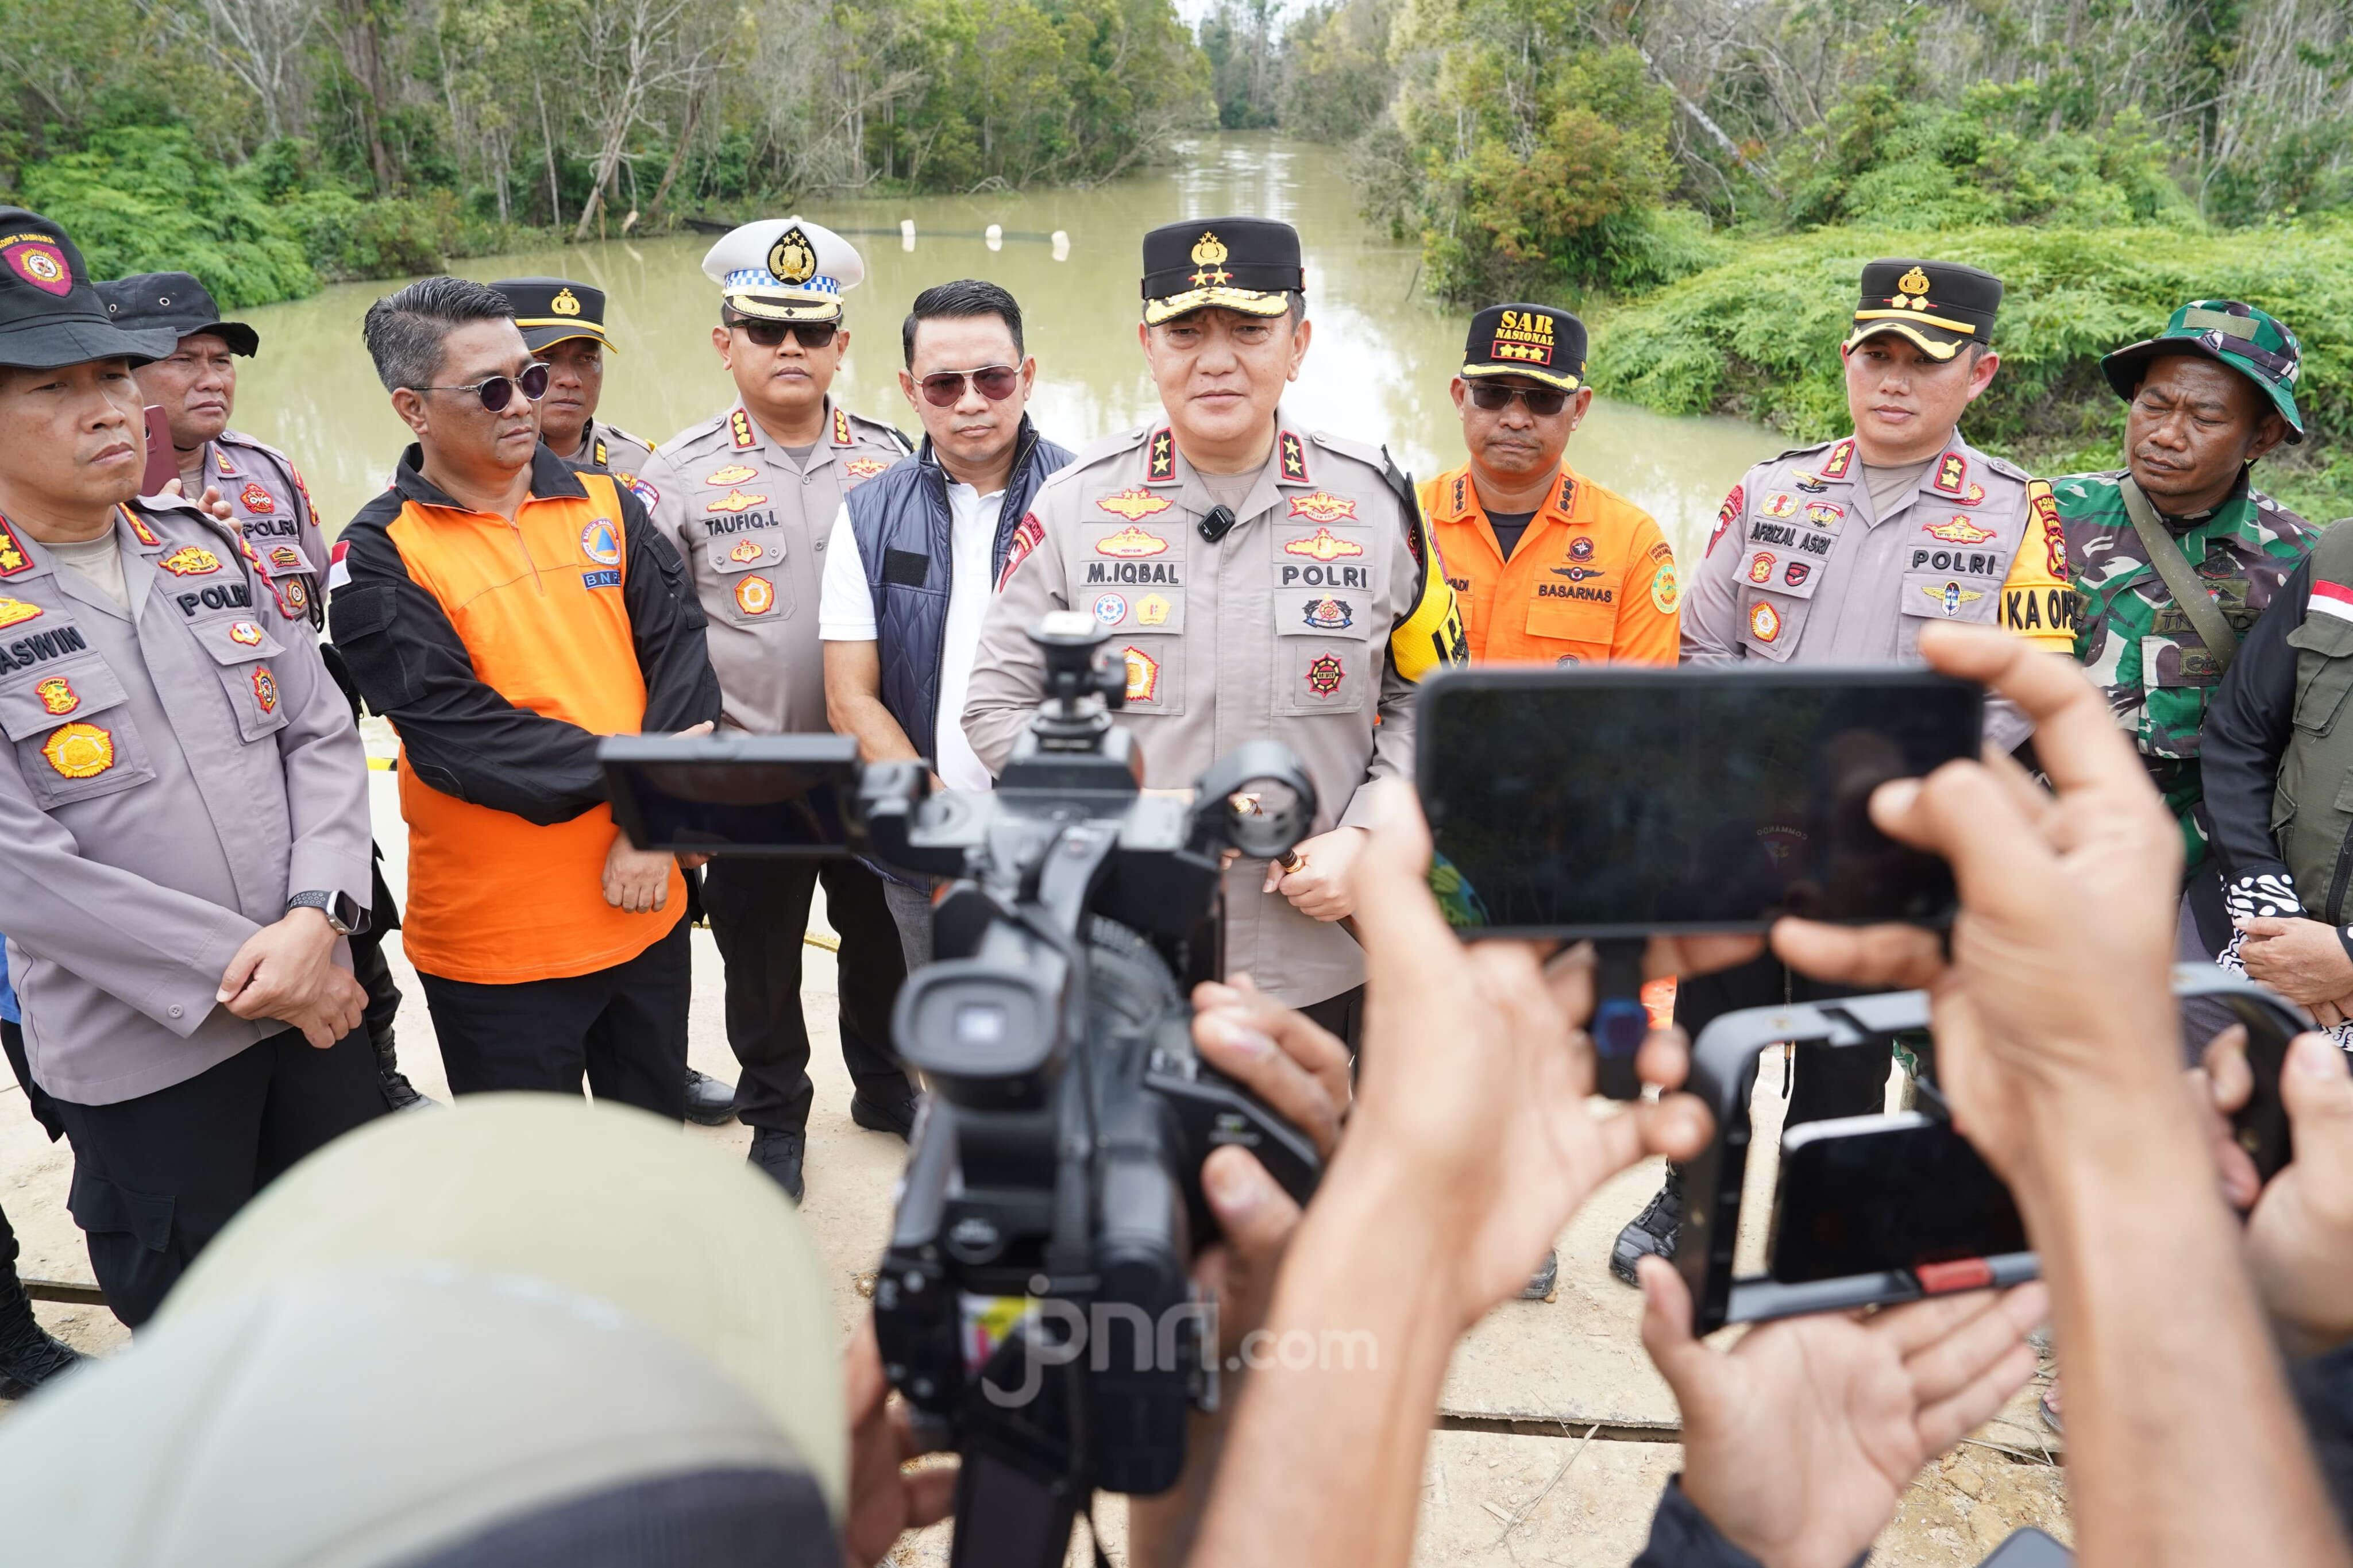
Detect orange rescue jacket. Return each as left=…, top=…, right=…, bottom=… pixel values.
left=1419, top=460, right=1679, bottom=666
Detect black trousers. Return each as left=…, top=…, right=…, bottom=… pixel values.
left=1673, top=952, right=1888, bottom=1127
left=0, top=1016, right=58, bottom=1279
left=50, top=1027, right=384, bottom=1327
left=703, top=856, right=908, bottom=1133
left=416, top=918, right=691, bottom=1121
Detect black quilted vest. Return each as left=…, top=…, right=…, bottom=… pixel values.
left=845, top=417, right=1071, bottom=765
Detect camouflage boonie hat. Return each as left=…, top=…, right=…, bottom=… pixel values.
left=2100, top=300, right=2304, bottom=444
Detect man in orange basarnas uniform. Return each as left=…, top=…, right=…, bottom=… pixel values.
left=1419, top=303, right=1679, bottom=670
left=1418, top=302, right=1678, bottom=1304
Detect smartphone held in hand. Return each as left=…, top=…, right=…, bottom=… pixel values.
left=1414, top=666, right=1982, bottom=940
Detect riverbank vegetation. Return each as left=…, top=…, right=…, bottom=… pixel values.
left=1201, top=0, right=2353, bottom=515
left=0, top=0, right=1212, bottom=306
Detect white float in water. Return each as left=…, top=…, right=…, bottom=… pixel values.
left=1051, top=230, right=1070, bottom=261
left=985, top=223, right=1003, bottom=251
left=900, top=218, right=916, bottom=251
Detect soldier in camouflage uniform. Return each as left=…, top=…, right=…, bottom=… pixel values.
left=2057, top=300, right=2312, bottom=982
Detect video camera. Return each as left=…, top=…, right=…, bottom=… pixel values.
left=600, top=612, right=1327, bottom=1568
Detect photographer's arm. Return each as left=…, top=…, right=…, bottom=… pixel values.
left=1775, top=623, right=2351, bottom=1568
left=1188, top=790, right=1711, bottom=1568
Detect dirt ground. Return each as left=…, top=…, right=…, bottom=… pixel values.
left=0, top=741, right=2071, bottom=1562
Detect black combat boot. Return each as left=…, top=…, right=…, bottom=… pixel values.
left=848, top=1080, right=920, bottom=1142
left=0, top=1270, right=82, bottom=1398
left=682, top=1068, right=738, bottom=1127
left=748, top=1127, right=807, bottom=1204
left=1608, top=1163, right=1684, bottom=1285
left=375, top=1029, right=432, bottom=1112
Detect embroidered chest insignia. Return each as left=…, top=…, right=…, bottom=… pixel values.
left=1287, top=491, right=1357, bottom=524
left=706, top=490, right=767, bottom=515
left=704, top=464, right=758, bottom=486
left=844, top=458, right=890, bottom=480
left=239, top=482, right=276, bottom=514
left=1098, top=487, right=1174, bottom=521
left=43, top=722, right=114, bottom=778
left=33, top=676, right=76, bottom=715
left=160, top=546, right=221, bottom=576
left=1283, top=527, right=1363, bottom=562
left=1305, top=652, right=1345, bottom=696
left=1096, top=526, right=1170, bottom=558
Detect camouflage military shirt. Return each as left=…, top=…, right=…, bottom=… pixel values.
left=2061, top=469, right=2318, bottom=865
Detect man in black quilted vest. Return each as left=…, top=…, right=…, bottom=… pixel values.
left=817, top=280, right=1072, bottom=969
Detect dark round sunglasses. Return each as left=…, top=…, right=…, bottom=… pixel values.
left=1467, top=381, right=1570, bottom=418
left=413, top=360, right=551, bottom=411
left=916, top=365, right=1021, bottom=407
left=731, top=317, right=838, bottom=350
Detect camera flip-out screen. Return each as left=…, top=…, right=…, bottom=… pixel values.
left=600, top=733, right=861, bottom=856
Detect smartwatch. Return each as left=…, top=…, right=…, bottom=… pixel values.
left=287, top=890, right=368, bottom=936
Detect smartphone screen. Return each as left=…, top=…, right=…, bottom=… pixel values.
left=1768, top=1112, right=2026, bottom=1284
left=599, top=733, right=859, bottom=856
left=1416, top=667, right=1980, bottom=936
left=141, top=405, right=179, bottom=497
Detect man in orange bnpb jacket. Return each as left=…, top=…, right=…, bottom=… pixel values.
left=1419, top=304, right=1678, bottom=667
left=329, top=277, right=721, bottom=1121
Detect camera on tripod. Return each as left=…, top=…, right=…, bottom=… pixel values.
left=599, top=612, right=1329, bottom=1565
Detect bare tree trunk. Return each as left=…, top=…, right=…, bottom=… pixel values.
left=648, top=86, right=705, bottom=221
left=334, top=0, right=397, bottom=192
left=535, top=74, right=563, bottom=229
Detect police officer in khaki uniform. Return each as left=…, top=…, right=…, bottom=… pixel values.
left=494, top=274, right=735, bottom=1126
left=0, top=209, right=379, bottom=1325
left=490, top=277, right=659, bottom=486
left=1610, top=258, right=2076, bottom=1285
left=99, top=271, right=427, bottom=1114
left=95, top=274, right=326, bottom=623
left=636, top=218, right=916, bottom=1200
left=965, top=217, right=1464, bottom=1041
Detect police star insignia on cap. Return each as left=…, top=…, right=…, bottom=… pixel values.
left=703, top=217, right=864, bottom=324
left=1845, top=258, right=2003, bottom=362
left=1140, top=216, right=1303, bottom=326
left=491, top=276, right=619, bottom=354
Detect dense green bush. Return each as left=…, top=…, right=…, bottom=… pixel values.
left=1590, top=216, right=2353, bottom=521
left=18, top=126, right=317, bottom=307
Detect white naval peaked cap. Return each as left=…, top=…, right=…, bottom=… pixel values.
left=701, top=215, right=865, bottom=323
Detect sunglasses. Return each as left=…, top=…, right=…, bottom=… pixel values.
left=916, top=365, right=1021, bottom=407
left=731, top=318, right=838, bottom=350
left=414, top=361, right=551, bottom=411
left=1467, top=381, right=1570, bottom=418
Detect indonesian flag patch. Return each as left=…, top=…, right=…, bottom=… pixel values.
left=2310, top=581, right=2353, bottom=624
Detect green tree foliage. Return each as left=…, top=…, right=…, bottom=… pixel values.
left=1278, top=0, right=1398, bottom=143
left=1202, top=0, right=1281, bottom=130
left=1590, top=217, right=2353, bottom=521
left=0, top=0, right=1213, bottom=306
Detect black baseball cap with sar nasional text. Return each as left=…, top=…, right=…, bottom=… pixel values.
left=1141, top=217, right=1305, bottom=326
left=0, top=209, right=179, bottom=369
left=1460, top=303, right=1587, bottom=395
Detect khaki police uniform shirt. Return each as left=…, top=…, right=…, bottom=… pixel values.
left=0, top=500, right=371, bottom=1106
left=1682, top=432, right=2053, bottom=747
left=202, top=431, right=326, bottom=627
left=638, top=399, right=908, bottom=734
left=965, top=415, right=1422, bottom=1007
left=554, top=419, right=657, bottom=488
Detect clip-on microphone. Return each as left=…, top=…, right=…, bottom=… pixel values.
left=1198, top=505, right=1237, bottom=544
